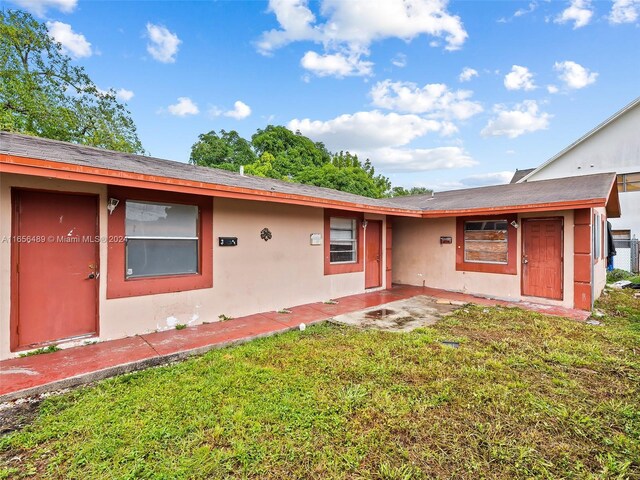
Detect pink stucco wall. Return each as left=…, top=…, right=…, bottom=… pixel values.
left=0, top=174, right=386, bottom=359
left=392, top=211, right=576, bottom=308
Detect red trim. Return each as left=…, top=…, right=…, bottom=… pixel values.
left=0, top=154, right=613, bottom=218
left=324, top=209, right=364, bottom=275
left=456, top=214, right=517, bottom=275
left=107, top=187, right=213, bottom=299
left=0, top=155, right=422, bottom=217
left=573, top=208, right=592, bottom=310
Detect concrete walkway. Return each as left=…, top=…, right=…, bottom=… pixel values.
left=0, top=285, right=590, bottom=402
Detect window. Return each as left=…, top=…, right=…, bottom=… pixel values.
left=613, top=230, right=631, bottom=249
left=456, top=214, right=517, bottom=275
left=330, top=217, right=357, bottom=264
left=324, top=209, right=363, bottom=275
left=125, top=201, right=199, bottom=278
left=107, top=187, right=213, bottom=299
left=463, top=220, right=508, bottom=264
left=593, top=212, right=601, bottom=261
left=617, top=172, right=640, bottom=192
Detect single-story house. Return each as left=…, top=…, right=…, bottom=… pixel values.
left=0, top=132, right=620, bottom=359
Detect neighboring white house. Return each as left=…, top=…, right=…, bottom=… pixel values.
left=517, top=97, right=640, bottom=271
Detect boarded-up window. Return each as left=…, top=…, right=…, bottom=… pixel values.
left=464, top=220, right=508, bottom=264
left=330, top=217, right=357, bottom=263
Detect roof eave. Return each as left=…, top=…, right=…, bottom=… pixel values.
left=0, top=153, right=424, bottom=217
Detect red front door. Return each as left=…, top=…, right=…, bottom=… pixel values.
left=11, top=190, right=99, bottom=350
left=365, top=220, right=382, bottom=289
left=522, top=218, right=563, bottom=300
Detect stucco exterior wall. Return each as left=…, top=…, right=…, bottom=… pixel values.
left=0, top=174, right=384, bottom=359
left=392, top=211, right=575, bottom=308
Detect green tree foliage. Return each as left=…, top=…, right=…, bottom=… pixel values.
left=189, top=129, right=256, bottom=171
left=190, top=125, right=406, bottom=198
left=0, top=10, right=143, bottom=153
left=390, top=186, right=434, bottom=197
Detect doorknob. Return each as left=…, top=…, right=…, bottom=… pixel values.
left=522, top=258, right=528, bottom=264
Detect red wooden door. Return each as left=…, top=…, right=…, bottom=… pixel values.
left=522, top=218, right=563, bottom=300
left=365, top=221, right=382, bottom=289
left=12, top=190, right=99, bottom=349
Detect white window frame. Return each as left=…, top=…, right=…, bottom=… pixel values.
left=329, top=217, right=357, bottom=264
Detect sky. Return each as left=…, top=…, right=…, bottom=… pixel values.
left=7, top=0, right=640, bottom=191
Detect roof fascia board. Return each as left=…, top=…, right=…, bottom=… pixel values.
left=0, top=154, right=423, bottom=217
left=420, top=198, right=606, bottom=218
left=518, top=96, right=640, bottom=183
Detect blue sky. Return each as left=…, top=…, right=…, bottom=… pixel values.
left=9, top=0, right=640, bottom=191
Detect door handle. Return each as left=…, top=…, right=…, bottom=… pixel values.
left=88, top=272, right=100, bottom=279
left=522, top=258, right=528, bottom=264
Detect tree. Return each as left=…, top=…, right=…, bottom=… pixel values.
left=190, top=129, right=256, bottom=171
left=390, top=186, right=434, bottom=197
left=0, top=10, right=143, bottom=153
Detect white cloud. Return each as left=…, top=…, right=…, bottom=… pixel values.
left=504, top=65, right=536, bottom=91
left=459, top=171, right=514, bottom=187
left=459, top=67, right=478, bottom=82
left=497, top=1, right=539, bottom=23
left=116, top=89, right=134, bottom=102
left=370, top=80, right=483, bottom=121
left=146, top=23, right=181, bottom=63
left=554, top=60, right=598, bottom=89
left=610, top=0, right=640, bottom=23
left=224, top=101, right=252, bottom=120
left=167, top=97, right=199, bottom=116
left=11, top=0, right=77, bottom=16
left=547, top=85, right=559, bottom=94
left=555, top=0, right=593, bottom=29
left=46, top=21, right=92, bottom=59
left=289, top=111, right=451, bottom=151
left=257, top=0, right=468, bottom=77
left=481, top=100, right=551, bottom=138
left=301, top=51, right=373, bottom=77
left=391, top=53, right=407, bottom=68
left=362, top=146, right=477, bottom=173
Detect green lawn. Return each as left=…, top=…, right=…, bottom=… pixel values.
left=2, top=290, right=639, bottom=479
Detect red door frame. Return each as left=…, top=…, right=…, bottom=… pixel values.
left=521, top=217, right=564, bottom=301
left=10, top=188, right=100, bottom=351
left=365, top=220, right=383, bottom=289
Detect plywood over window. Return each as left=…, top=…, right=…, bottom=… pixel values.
left=456, top=214, right=517, bottom=275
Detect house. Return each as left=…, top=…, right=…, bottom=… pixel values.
left=0, top=132, right=620, bottom=360
left=514, top=97, right=640, bottom=271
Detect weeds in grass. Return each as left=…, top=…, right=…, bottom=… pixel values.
left=18, top=345, right=60, bottom=357
left=1, top=290, right=639, bottom=479
left=218, top=314, right=232, bottom=322
left=175, top=324, right=187, bottom=330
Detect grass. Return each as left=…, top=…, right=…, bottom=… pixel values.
left=1, top=290, right=639, bottom=479
left=18, top=345, right=60, bottom=358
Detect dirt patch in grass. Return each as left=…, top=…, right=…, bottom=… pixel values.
left=1, top=290, right=638, bottom=479
left=0, top=400, right=42, bottom=436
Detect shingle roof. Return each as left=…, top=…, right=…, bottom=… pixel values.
left=0, top=132, right=618, bottom=217
left=510, top=168, right=535, bottom=183
left=385, top=172, right=618, bottom=215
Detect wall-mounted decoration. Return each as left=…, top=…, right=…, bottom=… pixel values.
left=260, top=228, right=272, bottom=242
left=310, top=233, right=322, bottom=245
left=219, top=237, right=238, bottom=246
left=440, top=236, right=453, bottom=245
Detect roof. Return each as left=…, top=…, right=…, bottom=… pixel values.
left=0, top=131, right=620, bottom=218
left=510, top=168, right=535, bottom=183
left=518, top=96, right=640, bottom=183
left=385, top=173, right=620, bottom=217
